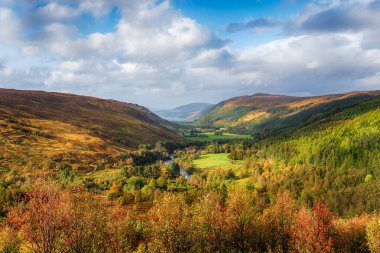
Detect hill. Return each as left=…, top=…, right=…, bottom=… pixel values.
left=246, top=95, right=380, bottom=215
left=155, top=103, right=214, bottom=121
left=196, top=91, right=380, bottom=137
left=0, top=89, right=181, bottom=172
left=257, top=95, right=380, bottom=170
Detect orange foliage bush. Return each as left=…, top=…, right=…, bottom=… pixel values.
left=289, top=201, right=333, bottom=253
left=366, top=215, right=380, bottom=253
left=262, top=191, right=297, bottom=252
left=332, top=215, right=369, bottom=253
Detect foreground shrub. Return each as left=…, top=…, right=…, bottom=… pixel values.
left=366, top=215, right=380, bottom=253
left=109, top=205, right=147, bottom=252
left=0, top=226, right=21, bottom=253
left=7, top=181, right=70, bottom=253
left=4, top=180, right=380, bottom=253
left=192, top=192, right=229, bottom=252
left=289, top=201, right=333, bottom=253
left=225, top=189, right=260, bottom=252
left=262, top=192, right=297, bottom=252
left=61, top=192, right=111, bottom=253
left=332, top=216, right=369, bottom=253
left=147, top=194, right=193, bottom=253
left=7, top=181, right=147, bottom=253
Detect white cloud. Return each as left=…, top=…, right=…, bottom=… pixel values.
left=36, top=2, right=80, bottom=21
left=0, top=8, right=21, bottom=44
left=0, top=0, right=380, bottom=108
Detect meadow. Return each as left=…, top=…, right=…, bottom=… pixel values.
left=185, top=131, right=251, bottom=141
left=191, top=153, right=243, bottom=171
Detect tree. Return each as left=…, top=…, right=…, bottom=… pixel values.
left=289, top=201, right=333, bottom=253
left=366, top=215, right=380, bottom=253
left=166, top=162, right=180, bottom=179
left=61, top=192, right=111, bottom=253
left=225, top=189, right=259, bottom=252
left=147, top=194, right=193, bottom=253
left=8, top=181, right=70, bottom=253
left=262, top=191, right=297, bottom=252
left=192, top=192, right=228, bottom=252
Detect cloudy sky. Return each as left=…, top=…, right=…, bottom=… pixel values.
left=0, top=0, right=380, bottom=109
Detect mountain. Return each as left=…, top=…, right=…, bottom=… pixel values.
left=0, top=89, right=181, bottom=172
left=258, top=95, right=380, bottom=170
left=156, top=103, right=214, bottom=121
left=196, top=91, right=380, bottom=137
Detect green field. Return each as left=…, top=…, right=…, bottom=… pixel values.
left=192, top=153, right=243, bottom=170
left=185, top=132, right=251, bottom=141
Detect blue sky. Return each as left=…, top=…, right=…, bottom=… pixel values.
left=0, top=0, right=380, bottom=109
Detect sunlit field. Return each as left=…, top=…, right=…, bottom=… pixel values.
left=192, top=153, right=243, bottom=170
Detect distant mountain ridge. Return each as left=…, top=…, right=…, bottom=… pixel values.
left=196, top=90, right=380, bottom=137
left=156, top=103, right=214, bottom=121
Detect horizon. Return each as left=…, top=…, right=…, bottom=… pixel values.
left=0, top=87, right=378, bottom=111
left=1, top=0, right=380, bottom=108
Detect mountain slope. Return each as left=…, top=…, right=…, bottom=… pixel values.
left=196, top=91, right=380, bottom=136
left=0, top=89, right=181, bottom=172
left=248, top=97, right=380, bottom=215
left=257, top=95, right=380, bottom=170
left=156, top=103, right=214, bottom=121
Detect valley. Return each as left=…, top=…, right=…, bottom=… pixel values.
left=0, top=89, right=379, bottom=252
left=3, top=0, right=380, bottom=251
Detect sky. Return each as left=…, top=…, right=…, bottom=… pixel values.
left=0, top=0, right=380, bottom=109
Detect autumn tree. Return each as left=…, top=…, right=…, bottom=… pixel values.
left=192, top=192, right=229, bottom=252
left=225, top=188, right=259, bottom=252
left=289, top=201, right=333, bottom=253
left=8, top=181, right=70, bottom=253
left=332, top=216, right=369, bottom=253
left=147, top=193, right=193, bottom=253
left=61, top=192, right=111, bottom=253
left=262, top=191, right=297, bottom=252
left=366, top=215, right=380, bottom=253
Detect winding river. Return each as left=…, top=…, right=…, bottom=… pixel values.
left=164, top=155, right=190, bottom=179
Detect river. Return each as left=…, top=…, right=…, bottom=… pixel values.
left=164, top=155, right=190, bottom=179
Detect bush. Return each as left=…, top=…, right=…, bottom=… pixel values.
left=332, top=216, right=369, bottom=253
left=366, top=215, right=380, bottom=253
left=0, top=227, right=21, bottom=253
left=289, top=201, right=333, bottom=253
left=7, top=181, right=70, bottom=253
left=147, top=194, right=193, bottom=253
left=262, top=192, right=296, bottom=252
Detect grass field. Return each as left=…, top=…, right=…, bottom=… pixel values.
left=185, top=132, right=251, bottom=141
left=191, top=153, right=243, bottom=170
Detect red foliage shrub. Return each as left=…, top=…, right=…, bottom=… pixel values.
left=289, top=201, right=333, bottom=253
left=191, top=192, right=229, bottom=252
left=262, top=191, right=297, bottom=252
left=7, top=181, right=70, bottom=253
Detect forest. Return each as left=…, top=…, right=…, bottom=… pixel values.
left=0, top=136, right=380, bottom=252
left=0, top=92, right=380, bottom=252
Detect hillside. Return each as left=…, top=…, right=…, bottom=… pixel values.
left=257, top=95, right=380, bottom=170
left=196, top=91, right=380, bottom=137
left=0, top=89, right=181, bottom=172
left=155, top=103, right=214, bottom=121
